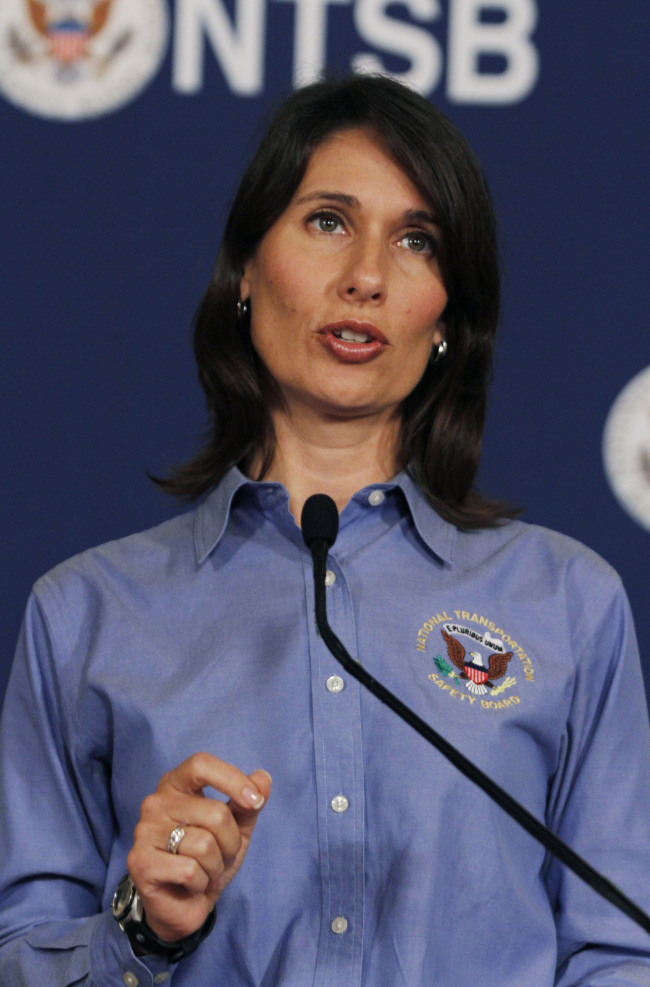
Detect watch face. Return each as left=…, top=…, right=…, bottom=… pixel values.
left=112, top=876, right=135, bottom=921
left=603, top=365, right=650, bottom=532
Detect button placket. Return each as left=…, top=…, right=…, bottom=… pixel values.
left=304, top=551, right=365, bottom=986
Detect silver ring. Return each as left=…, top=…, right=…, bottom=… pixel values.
left=167, top=826, right=186, bottom=854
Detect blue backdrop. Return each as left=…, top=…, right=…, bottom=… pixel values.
left=2, top=0, right=649, bottom=706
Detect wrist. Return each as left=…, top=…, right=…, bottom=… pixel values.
left=111, top=874, right=216, bottom=963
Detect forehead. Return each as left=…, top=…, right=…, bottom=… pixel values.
left=294, top=127, right=432, bottom=211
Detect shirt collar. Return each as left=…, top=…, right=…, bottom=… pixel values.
left=193, top=466, right=458, bottom=566
left=193, top=466, right=253, bottom=564
left=393, top=471, right=456, bottom=565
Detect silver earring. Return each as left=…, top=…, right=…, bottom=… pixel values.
left=237, top=298, right=250, bottom=320
left=430, top=339, right=448, bottom=364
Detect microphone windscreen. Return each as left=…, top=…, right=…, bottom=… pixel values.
left=301, top=494, right=339, bottom=549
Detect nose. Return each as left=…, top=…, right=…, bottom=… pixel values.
left=337, top=235, right=386, bottom=304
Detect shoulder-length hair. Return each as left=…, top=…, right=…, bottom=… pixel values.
left=158, top=75, right=514, bottom=528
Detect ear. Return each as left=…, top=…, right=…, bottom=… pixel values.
left=432, top=320, right=446, bottom=346
left=239, top=259, right=253, bottom=303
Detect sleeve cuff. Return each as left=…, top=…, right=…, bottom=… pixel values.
left=89, top=910, right=178, bottom=987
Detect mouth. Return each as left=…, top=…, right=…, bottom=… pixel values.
left=322, top=321, right=388, bottom=344
left=318, top=321, right=387, bottom=363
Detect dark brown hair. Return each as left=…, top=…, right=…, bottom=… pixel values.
left=158, top=75, right=514, bottom=528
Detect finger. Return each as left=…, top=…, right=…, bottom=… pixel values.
left=168, top=809, right=241, bottom=866
left=160, top=752, right=268, bottom=811
left=167, top=825, right=225, bottom=875
left=129, top=842, right=212, bottom=899
left=140, top=792, right=244, bottom=860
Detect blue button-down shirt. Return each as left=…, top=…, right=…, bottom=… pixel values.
left=1, top=468, right=650, bottom=986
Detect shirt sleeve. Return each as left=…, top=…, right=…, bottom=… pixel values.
left=0, top=589, right=175, bottom=986
left=544, top=573, right=650, bottom=985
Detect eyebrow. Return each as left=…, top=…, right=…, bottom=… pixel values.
left=404, top=208, right=440, bottom=228
left=295, top=191, right=440, bottom=227
left=295, top=191, right=359, bottom=209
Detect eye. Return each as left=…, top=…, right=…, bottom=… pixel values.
left=398, top=231, right=437, bottom=254
left=308, top=210, right=346, bottom=235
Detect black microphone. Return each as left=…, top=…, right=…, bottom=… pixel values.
left=300, top=492, right=650, bottom=937
left=301, top=492, right=339, bottom=552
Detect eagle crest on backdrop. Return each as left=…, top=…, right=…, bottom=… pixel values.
left=9, top=0, right=130, bottom=78
left=25, top=1, right=113, bottom=38
left=0, top=0, right=168, bottom=120
left=442, top=629, right=513, bottom=696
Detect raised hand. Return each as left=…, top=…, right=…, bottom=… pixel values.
left=127, top=753, right=272, bottom=942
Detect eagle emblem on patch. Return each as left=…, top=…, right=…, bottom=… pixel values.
left=441, top=628, right=513, bottom=696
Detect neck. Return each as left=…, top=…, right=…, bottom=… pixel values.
left=257, top=408, right=402, bottom=523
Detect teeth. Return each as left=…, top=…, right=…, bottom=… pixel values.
left=337, top=329, right=372, bottom=343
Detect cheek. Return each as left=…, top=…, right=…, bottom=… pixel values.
left=419, top=284, right=448, bottom=339
left=248, top=238, right=315, bottom=319
left=404, top=297, right=446, bottom=345
left=394, top=287, right=447, bottom=385
left=248, top=264, right=306, bottom=366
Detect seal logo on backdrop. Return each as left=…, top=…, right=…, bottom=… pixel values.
left=415, top=610, right=536, bottom=711
left=603, top=365, right=650, bottom=534
left=0, top=0, right=168, bottom=121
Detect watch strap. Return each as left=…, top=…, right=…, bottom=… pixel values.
left=114, top=875, right=216, bottom=963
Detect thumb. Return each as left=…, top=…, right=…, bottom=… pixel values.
left=229, top=769, right=272, bottom=837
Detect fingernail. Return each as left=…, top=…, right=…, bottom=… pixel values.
left=242, top=785, right=265, bottom=809
left=257, top=769, right=272, bottom=784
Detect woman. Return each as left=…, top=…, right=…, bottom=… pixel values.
left=1, top=76, right=649, bottom=986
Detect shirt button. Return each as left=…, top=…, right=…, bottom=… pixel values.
left=331, top=794, right=349, bottom=813
left=324, top=570, right=336, bottom=587
left=122, top=974, right=139, bottom=987
left=154, top=976, right=171, bottom=985
left=326, top=675, right=345, bottom=693
left=331, top=916, right=348, bottom=934
left=368, top=490, right=385, bottom=506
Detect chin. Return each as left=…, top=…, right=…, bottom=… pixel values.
left=312, top=394, right=400, bottom=422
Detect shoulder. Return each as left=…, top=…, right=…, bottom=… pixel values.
left=460, top=517, right=617, bottom=577
left=31, top=506, right=199, bottom=627
left=401, top=473, right=621, bottom=597
left=454, top=517, right=630, bottom=639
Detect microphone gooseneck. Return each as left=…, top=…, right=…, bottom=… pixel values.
left=300, top=493, right=650, bottom=937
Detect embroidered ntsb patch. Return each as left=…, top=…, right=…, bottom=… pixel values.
left=415, top=610, right=535, bottom=710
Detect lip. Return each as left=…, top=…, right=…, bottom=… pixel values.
left=318, top=320, right=388, bottom=364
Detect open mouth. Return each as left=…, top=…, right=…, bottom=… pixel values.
left=332, top=329, right=373, bottom=343
left=319, top=322, right=386, bottom=362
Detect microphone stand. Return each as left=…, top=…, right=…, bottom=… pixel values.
left=304, top=501, right=650, bottom=936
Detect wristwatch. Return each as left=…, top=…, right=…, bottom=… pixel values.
left=111, top=874, right=216, bottom=963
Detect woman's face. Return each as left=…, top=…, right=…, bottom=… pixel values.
left=240, top=127, right=448, bottom=425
